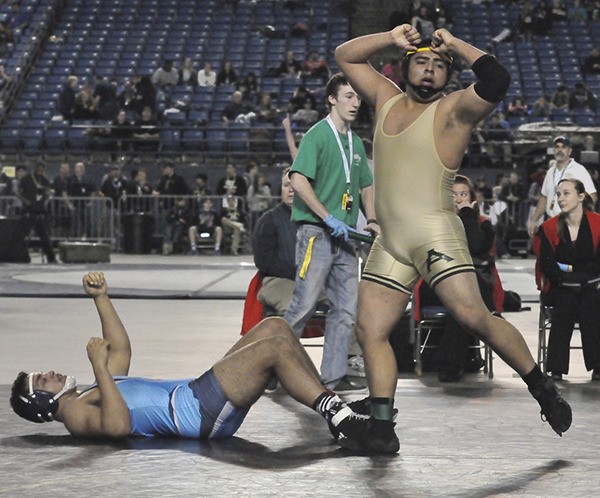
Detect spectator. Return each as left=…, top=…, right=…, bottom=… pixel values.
left=528, top=135, right=598, bottom=236
left=109, top=110, right=134, bottom=156
left=189, top=197, right=223, bottom=255
left=569, top=82, right=597, bottom=111
left=125, top=168, right=153, bottom=213
left=58, top=76, right=78, bottom=121
left=484, top=113, right=513, bottom=165
left=197, top=62, right=216, bottom=87
left=216, top=163, right=248, bottom=205
left=17, top=162, right=57, bottom=263
left=93, top=74, right=119, bottom=120
left=381, top=57, right=403, bottom=88
left=221, top=195, right=246, bottom=255
left=499, top=171, right=526, bottom=229
left=256, top=93, right=279, bottom=124
left=191, top=172, right=211, bottom=207
left=100, top=165, right=128, bottom=209
left=582, top=48, right=600, bottom=75
left=531, top=94, right=551, bottom=118
left=247, top=172, right=272, bottom=229
left=134, top=75, right=157, bottom=113
left=117, top=79, right=140, bottom=116
left=551, top=84, right=570, bottom=110
left=550, top=0, right=567, bottom=22
left=152, top=60, right=178, bottom=91
left=0, top=21, right=13, bottom=59
left=132, top=106, right=159, bottom=152
left=288, top=86, right=316, bottom=113
left=532, top=0, right=552, bottom=36
left=221, top=90, right=256, bottom=124
left=291, top=98, right=320, bottom=126
left=445, top=72, right=463, bottom=93
left=431, top=0, right=452, bottom=29
left=74, top=79, right=98, bottom=119
left=238, top=72, right=260, bottom=103
left=278, top=51, right=302, bottom=78
left=537, top=178, right=600, bottom=381
left=216, top=60, right=238, bottom=87
left=303, top=50, right=330, bottom=82
left=518, top=1, right=534, bottom=43
left=411, top=5, right=435, bottom=38
left=164, top=197, right=193, bottom=254
left=155, top=162, right=190, bottom=255
left=178, top=57, right=197, bottom=86
left=507, top=96, right=529, bottom=117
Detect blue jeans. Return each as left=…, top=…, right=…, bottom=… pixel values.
left=283, top=224, right=358, bottom=388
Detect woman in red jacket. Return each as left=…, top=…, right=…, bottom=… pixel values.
left=538, top=178, right=600, bottom=381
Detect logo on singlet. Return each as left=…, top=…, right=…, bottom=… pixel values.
left=426, top=249, right=454, bottom=272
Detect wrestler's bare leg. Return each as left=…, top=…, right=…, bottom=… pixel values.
left=356, top=280, right=411, bottom=398
left=214, top=317, right=324, bottom=408
left=434, top=272, right=536, bottom=375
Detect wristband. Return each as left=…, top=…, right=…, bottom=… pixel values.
left=367, top=218, right=379, bottom=224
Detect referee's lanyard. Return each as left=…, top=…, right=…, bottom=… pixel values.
left=326, top=115, right=353, bottom=209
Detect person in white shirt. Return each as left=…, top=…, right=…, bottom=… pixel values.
left=527, top=135, right=598, bottom=236
left=197, top=62, right=216, bottom=87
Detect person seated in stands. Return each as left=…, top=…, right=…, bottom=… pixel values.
left=536, top=178, right=600, bottom=382
left=221, top=195, right=246, bottom=256
left=380, top=57, right=403, bottom=88
left=216, top=163, right=248, bottom=207
left=238, top=72, right=260, bottom=104
left=197, top=62, right=216, bottom=87
left=191, top=172, right=211, bottom=207
left=582, top=47, right=600, bottom=74
left=483, top=112, right=513, bottom=165
left=247, top=172, right=272, bottom=229
left=419, top=175, right=503, bottom=381
left=178, top=57, right=197, bottom=87
left=221, top=90, right=256, bottom=124
left=287, top=86, right=316, bottom=113
left=216, top=60, right=238, bottom=87
left=107, top=110, right=134, bottom=156
left=163, top=197, right=192, bottom=255
left=74, top=79, right=98, bottom=120
left=256, top=93, right=279, bottom=124
left=152, top=60, right=178, bottom=92
left=58, top=76, right=78, bottom=122
left=117, top=79, right=140, bottom=117
left=93, top=74, right=119, bottom=120
left=569, top=82, right=597, bottom=111
left=303, top=50, right=330, bottom=82
left=291, top=98, right=320, bottom=127
left=531, top=94, right=551, bottom=118
left=532, top=0, right=553, bottom=36
left=133, top=106, right=160, bottom=152
left=278, top=50, right=302, bottom=78
left=189, top=197, right=223, bottom=255
left=10, top=272, right=368, bottom=449
left=550, top=84, right=570, bottom=110
left=507, top=96, right=528, bottom=117
left=134, top=75, right=157, bottom=114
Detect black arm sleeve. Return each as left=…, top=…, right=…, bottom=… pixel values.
left=472, top=54, right=511, bottom=103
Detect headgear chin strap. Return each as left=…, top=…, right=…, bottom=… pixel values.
left=17, top=372, right=77, bottom=423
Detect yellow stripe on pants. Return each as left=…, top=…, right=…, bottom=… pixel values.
left=299, top=235, right=316, bottom=279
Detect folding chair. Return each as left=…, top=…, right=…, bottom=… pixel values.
left=411, top=279, right=494, bottom=378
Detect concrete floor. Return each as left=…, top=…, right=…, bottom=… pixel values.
left=1, top=254, right=599, bottom=497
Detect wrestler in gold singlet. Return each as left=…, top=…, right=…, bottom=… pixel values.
left=363, top=94, right=474, bottom=292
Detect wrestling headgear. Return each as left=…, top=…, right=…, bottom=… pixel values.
left=402, top=42, right=453, bottom=99
left=10, top=372, right=77, bottom=423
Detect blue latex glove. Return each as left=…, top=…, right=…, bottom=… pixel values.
left=324, top=214, right=354, bottom=241
left=557, top=263, right=570, bottom=272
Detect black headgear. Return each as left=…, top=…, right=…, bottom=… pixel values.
left=11, top=372, right=59, bottom=423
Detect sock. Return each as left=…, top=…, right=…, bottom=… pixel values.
left=312, top=392, right=341, bottom=419
left=370, top=397, right=394, bottom=420
left=522, top=364, right=546, bottom=389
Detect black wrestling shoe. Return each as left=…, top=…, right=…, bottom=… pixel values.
left=327, top=402, right=369, bottom=443
left=337, top=417, right=400, bottom=455
left=528, top=377, right=572, bottom=436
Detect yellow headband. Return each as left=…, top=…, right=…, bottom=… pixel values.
left=404, top=47, right=453, bottom=64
